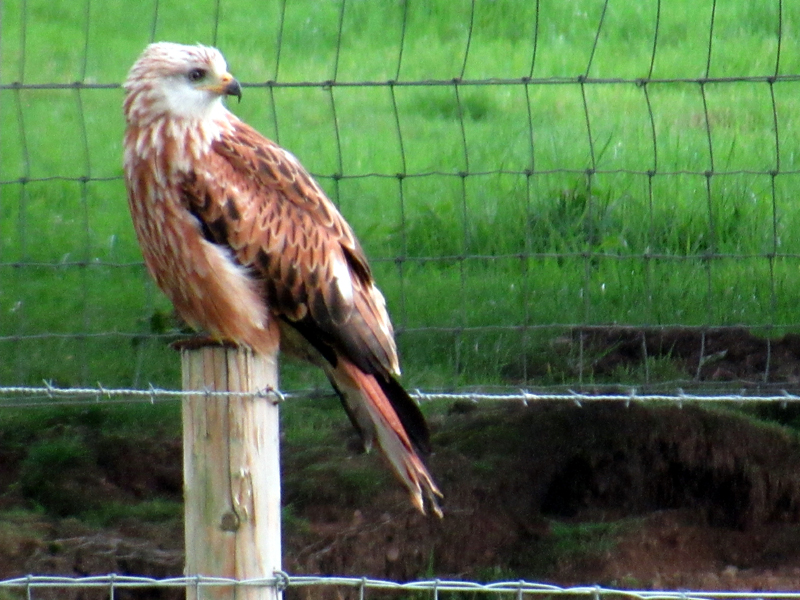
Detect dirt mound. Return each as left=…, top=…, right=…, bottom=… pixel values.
left=285, top=402, right=800, bottom=586
left=592, top=509, right=800, bottom=590
left=6, top=394, right=800, bottom=594
left=576, top=326, right=800, bottom=386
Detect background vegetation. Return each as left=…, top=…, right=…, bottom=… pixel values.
left=2, top=0, right=800, bottom=393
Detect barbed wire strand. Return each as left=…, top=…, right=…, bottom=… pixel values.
left=2, top=383, right=800, bottom=410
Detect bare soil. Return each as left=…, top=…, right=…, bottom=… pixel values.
left=575, top=326, right=800, bottom=388
left=5, top=327, right=800, bottom=598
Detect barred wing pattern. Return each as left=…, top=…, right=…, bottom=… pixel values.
left=176, top=121, right=442, bottom=515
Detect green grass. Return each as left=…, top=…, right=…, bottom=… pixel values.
left=546, top=520, right=639, bottom=566
left=80, top=499, right=183, bottom=527
left=498, top=518, right=642, bottom=581
left=3, top=0, right=800, bottom=390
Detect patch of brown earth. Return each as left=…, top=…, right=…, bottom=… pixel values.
left=575, top=326, right=800, bottom=387
left=286, top=401, right=800, bottom=590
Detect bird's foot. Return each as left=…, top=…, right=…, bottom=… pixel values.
left=170, top=336, right=240, bottom=351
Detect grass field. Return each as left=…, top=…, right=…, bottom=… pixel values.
left=3, top=0, right=800, bottom=391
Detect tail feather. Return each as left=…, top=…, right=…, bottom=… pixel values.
left=335, top=359, right=443, bottom=517
left=375, top=373, right=431, bottom=457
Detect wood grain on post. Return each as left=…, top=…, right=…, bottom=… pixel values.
left=181, top=344, right=282, bottom=600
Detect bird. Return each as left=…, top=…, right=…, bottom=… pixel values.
left=123, top=42, right=442, bottom=516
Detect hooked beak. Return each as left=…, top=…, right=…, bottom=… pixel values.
left=213, top=72, right=242, bottom=103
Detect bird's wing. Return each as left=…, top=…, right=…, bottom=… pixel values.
left=178, top=120, right=399, bottom=378
left=177, top=120, right=442, bottom=515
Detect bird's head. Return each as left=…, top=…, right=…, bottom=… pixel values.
left=124, top=42, right=242, bottom=125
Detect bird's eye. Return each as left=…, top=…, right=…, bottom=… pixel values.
left=187, top=68, right=206, bottom=82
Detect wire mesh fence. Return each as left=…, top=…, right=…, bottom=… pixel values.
left=3, top=0, right=800, bottom=392
left=4, top=573, right=800, bottom=600
left=6, top=4, right=800, bottom=595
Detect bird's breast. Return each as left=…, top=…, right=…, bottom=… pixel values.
left=125, top=146, right=273, bottom=355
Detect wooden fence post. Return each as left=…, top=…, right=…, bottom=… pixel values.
left=180, top=344, right=282, bottom=600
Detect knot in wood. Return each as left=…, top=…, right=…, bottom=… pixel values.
left=220, top=510, right=241, bottom=532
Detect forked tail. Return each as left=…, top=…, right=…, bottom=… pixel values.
left=334, top=359, right=443, bottom=517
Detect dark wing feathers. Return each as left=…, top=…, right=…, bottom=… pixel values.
left=179, top=121, right=399, bottom=379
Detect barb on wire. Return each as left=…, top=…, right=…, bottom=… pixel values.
left=568, top=389, right=583, bottom=408
left=258, top=386, right=286, bottom=405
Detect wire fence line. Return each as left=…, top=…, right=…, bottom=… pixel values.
left=3, top=0, right=800, bottom=389
left=3, top=383, right=800, bottom=410
left=6, top=74, right=800, bottom=91
left=0, top=573, right=798, bottom=599
left=5, top=322, right=800, bottom=340
left=4, top=4, right=800, bottom=596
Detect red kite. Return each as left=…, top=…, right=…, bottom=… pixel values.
left=123, top=42, right=441, bottom=516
